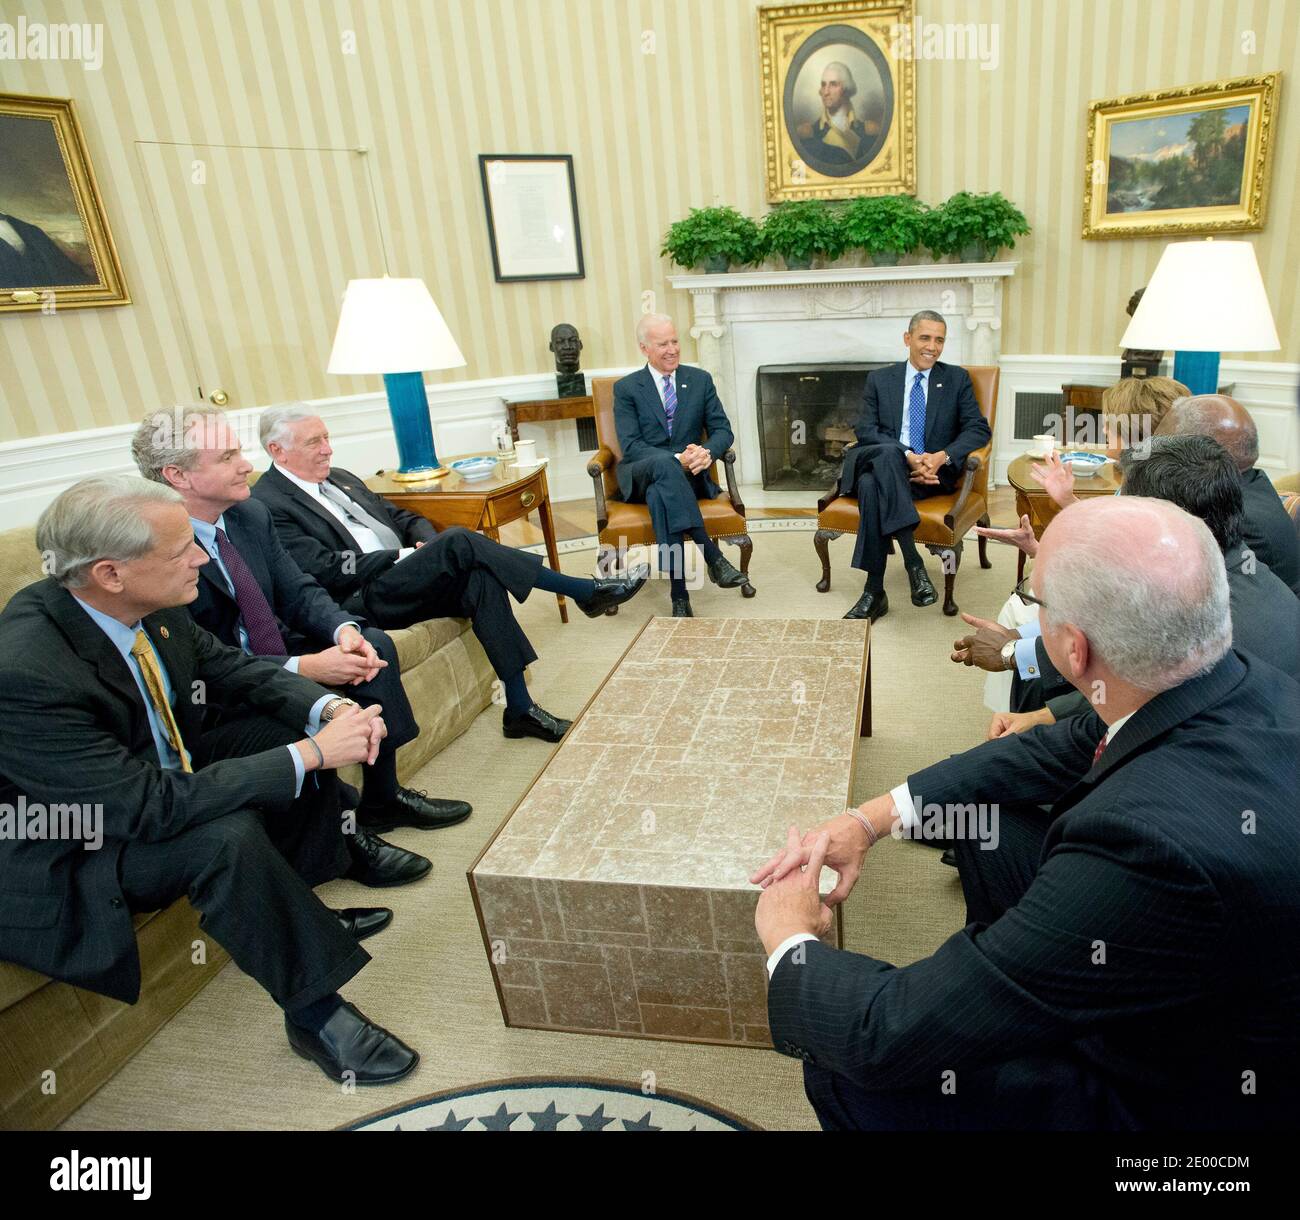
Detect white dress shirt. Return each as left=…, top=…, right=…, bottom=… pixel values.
left=646, top=363, right=677, bottom=408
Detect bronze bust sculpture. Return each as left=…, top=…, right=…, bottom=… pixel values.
left=549, top=323, right=585, bottom=398
left=1121, top=288, right=1165, bottom=380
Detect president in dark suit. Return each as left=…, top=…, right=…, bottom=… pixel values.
left=753, top=496, right=1300, bottom=1130
left=831, top=310, right=992, bottom=621
left=612, top=313, right=747, bottom=617
left=131, top=405, right=470, bottom=841
left=251, top=406, right=646, bottom=744
left=0, top=477, right=420, bottom=1085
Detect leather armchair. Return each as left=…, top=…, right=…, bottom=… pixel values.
left=814, top=365, right=1000, bottom=616
left=587, top=376, right=755, bottom=605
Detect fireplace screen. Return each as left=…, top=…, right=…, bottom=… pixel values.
left=755, top=363, right=888, bottom=490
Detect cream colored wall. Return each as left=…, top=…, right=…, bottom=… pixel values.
left=1, top=0, right=1297, bottom=442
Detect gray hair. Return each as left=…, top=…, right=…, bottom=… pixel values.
left=1040, top=498, right=1231, bottom=693
left=908, top=309, right=946, bottom=333
left=260, top=402, right=318, bottom=453
left=1163, top=396, right=1259, bottom=469
left=130, top=404, right=226, bottom=484
left=822, top=61, right=858, bottom=99
left=36, top=476, right=183, bottom=589
left=635, top=313, right=675, bottom=345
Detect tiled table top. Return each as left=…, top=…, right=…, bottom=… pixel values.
left=475, top=616, right=871, bottom=890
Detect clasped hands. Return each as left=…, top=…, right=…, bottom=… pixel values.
left=299, top=625, right=387, bottom=686
left=749, top=802, right=890, bottom=956
left=675, top=443, right=713, bottom=475
left=300, top=701, right=387, bottom=771
left=906, top=449, right=948, bottom=485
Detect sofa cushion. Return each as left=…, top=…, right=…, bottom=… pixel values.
left=0, top=526, right=44, bottom=607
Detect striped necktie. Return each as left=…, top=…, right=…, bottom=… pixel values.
left=662, top=374, right=677, bottom=431
left=130, top=630, right=193, bottom=772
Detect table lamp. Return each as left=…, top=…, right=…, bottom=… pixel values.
left=327, top=276, right=466, bottom=481
left=1119, top=239, right=1279, bottom=396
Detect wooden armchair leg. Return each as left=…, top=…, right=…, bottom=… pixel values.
left=977, top=513, right=992, bottom=569
left=927, top=541, right=963, bottom=617
left=729, top=534, right=757, bottom=598
left=814, top=529, right=843, bottom=593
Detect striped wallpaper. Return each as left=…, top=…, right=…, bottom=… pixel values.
left=0, top=0, right=1297, bottom=442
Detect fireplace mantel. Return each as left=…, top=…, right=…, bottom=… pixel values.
left=667, top=261, right=1017, bottom=490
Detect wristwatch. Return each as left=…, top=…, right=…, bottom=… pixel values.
left=1000, top=641, right=1018, bottom=672
left=321, top=697, right=359, bottom=722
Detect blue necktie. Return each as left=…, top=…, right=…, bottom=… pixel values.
left=908, top=371, right=926, bottom=450
left=662, top=374, right=676, bottom=432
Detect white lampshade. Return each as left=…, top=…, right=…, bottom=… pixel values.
left=327, top=276, right=466, bottom=374
left=1120, top=240, right=1279, bottom=352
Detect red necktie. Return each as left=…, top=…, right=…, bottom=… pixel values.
left=1091, top=733, right=1110, bottom=767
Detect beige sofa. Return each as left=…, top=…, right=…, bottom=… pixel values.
left=0, top=524, right=495, bottom=1129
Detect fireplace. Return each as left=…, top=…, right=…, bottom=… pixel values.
left=755, top=363, right=888, bottom=490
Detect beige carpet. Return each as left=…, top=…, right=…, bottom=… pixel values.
left=60, top=528, right=1020, bottom=1132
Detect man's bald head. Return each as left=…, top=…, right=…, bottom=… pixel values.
left=1034, top=496, right=1230, bottom=692
left=1154, top=394, right=1258, bottom=472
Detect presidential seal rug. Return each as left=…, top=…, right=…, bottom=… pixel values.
left=345, top=1078, right=757, bottom=1131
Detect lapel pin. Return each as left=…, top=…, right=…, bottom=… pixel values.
left=936, top=382, right=943, bottom=389
left=159, top=626, right=170, bottom=639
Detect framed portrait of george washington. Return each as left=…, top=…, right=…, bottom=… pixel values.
left=0, top=93, right=129, bottom=312
left=1082, top=73, right=1280, bottom=239
left=759, top=0, right=915, bottom=202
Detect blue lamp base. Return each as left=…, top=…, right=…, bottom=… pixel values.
left=382, top=371, right=443, bottom=481
left=1172, top=351, right=1220, bottom=397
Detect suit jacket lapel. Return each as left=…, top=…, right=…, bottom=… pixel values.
left=924, top=362, right=948, bottom=452
left=639, top=367, right=672, bottom=439
left=268, top=466, right=360, bottom=549
left=888, top=363, right=908, bottom=437
left=672, top=369, right=691, bottom=444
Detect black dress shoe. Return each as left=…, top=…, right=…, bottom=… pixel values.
left=357, top=788, right=472, bottom=833
left=705, top=553, right=747, bottom=588
left=286, top=1001, right=419, bottom=1085
left=671, top=596, right=694, bottom=617
left=939, top=849, right=958, bottom=868
left=580, top=563, right=651, bottom=617
left=843, top=590, right=888, bottom=621
left=345, top=829, right=432, bottom=888
left=502, top=703, right=572, bottom=743
left=333, top=906, right=393, bottom=941
left=906, top=564, right=938, bottom=607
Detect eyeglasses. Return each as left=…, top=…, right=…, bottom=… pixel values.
left=1014, top=574, right=1046, bottom=609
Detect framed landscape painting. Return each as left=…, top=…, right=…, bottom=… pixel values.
left=759, top=0, right=915, bottom=202
left=0, top=93, right=129, bottom=312
left=1082, top=73, right=1280, bottom=239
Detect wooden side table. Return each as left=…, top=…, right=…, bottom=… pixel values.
left=1005, top=452, right=1122, bottom=582
left=506, top=395, right=594, bottom=442
left=367, top=456, right=569, bottom=623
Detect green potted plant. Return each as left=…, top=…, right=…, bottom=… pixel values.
left=758, top=199, right=844, bottom=269
left=660, top=206, right=761, bottom=272
left=921, top=191, right=1030, bottom=261
left=839, top=194, right=927, bottom=265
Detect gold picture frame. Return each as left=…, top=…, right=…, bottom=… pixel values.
left=759, top=0, right=915, bottom=202
left=0, top=92, right=130, bottom=312
left=1082, top=73, right=1280, bottom=240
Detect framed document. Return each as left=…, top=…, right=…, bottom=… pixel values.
left=0, top=92, right=130, bottom=312
left=478, top=154, right=585, bottom=282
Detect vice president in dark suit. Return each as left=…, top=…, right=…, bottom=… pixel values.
left=612, top=313, right=748, bottom=617
left=753, top=495, right=1300, bottom=1130
left=831, top=310, right=991, bottom=621
left=0, top=477, right=421, bottom=1086
left=131, top=404, right=469, bottom=844
left=251, top=406, right=646, bottom=744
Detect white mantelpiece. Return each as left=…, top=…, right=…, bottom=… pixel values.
left=669, top=262, right=1016, bottom=489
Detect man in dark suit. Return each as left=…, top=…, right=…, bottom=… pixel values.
left=1156, top=393, right=1300, bottom=592
left=831, top=310, right=992, bottom=621
left=752, top=495, right=1300, bottom=1130
left=252, top=405, right=647, bottom=744
left=0, top=212, right=95, bottom=290
left=962, top=434, right=1300, bottom=736
left=612, top=313, right=747, bottom=617
left=0, top=477, right=421, bottom=1085
left=131, top=405, right=470, bottom=841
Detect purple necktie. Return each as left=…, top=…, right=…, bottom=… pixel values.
left=662, top=374, right=676, bottom=431
left=214, top=526, right=287, bottom=657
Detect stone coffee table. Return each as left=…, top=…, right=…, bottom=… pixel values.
left=468, top=616, right=872, bottom=1048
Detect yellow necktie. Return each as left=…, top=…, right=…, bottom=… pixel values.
left=130, top=630, right=193, bottom=773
